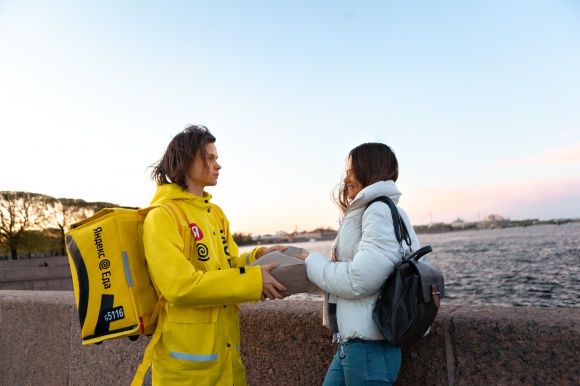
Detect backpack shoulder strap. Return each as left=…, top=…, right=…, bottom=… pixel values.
left=158, top=200, right=191, bottom=255
left=131, top=200, right=191, bottom=386
left=131, top=311, right=164, bottom=386
left=365, top=196, right=412, bottom=248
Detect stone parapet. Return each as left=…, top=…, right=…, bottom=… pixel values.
left=0, top=256, right=72, bottom=291
left=0, top=290, right=578, bottom=385
left=0, top=255, right=69, bottom=268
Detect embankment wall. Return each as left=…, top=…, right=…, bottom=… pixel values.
left=0, top=256, right=72, bottom=291
left=0, top=290, right=578, bottom=385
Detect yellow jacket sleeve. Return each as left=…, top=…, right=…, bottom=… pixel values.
left=143, top=207, right=262, bottom=307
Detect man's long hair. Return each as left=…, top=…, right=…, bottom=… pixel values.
left=150, top=125, right=216, bottom=190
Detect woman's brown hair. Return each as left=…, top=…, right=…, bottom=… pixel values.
left=333, top=142, right=399, bottom=213
left=150, top=125, right=216, bottom=190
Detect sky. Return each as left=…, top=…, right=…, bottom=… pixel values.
left=1, top=1, right=579, bottom=236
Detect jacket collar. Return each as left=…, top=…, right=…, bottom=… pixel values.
left=345, top=180, right=402, bottom=214
left=149, top=183, right=212, bottom=208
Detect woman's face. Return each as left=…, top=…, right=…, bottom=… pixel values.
left=344, top=155, right=363, bottom=201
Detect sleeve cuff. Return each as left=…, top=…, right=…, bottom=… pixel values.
left=243, top=247, right=266, bottom=266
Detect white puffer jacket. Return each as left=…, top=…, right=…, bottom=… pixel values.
left=305, top=180, right=420, bottom=341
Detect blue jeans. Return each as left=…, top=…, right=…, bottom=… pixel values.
left=322, top=339, right=401, bottom=386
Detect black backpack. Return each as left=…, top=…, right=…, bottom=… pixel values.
left=365, top=196, right=445, bottom=347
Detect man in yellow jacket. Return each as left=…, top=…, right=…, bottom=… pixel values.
left=143, top=125, right=287, bottom=385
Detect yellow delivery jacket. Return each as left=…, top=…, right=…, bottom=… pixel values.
left=143, top=183, right=263, bottom=386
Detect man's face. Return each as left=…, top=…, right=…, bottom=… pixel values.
left=185, top=142, right=221, bottom=193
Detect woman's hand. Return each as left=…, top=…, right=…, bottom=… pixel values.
left=260, top=263, right=287, bottom=301
left=294, top=253, right=309, bottom=261
left=256, top=245, right=287, bottom=259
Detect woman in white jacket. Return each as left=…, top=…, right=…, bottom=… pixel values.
left=297, top=143, right=420, bottom=385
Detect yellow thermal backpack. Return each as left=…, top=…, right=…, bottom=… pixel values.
left=65, top=200, right=190, bottom=345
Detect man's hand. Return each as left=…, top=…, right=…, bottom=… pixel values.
left=256, top=245, right=288, bottom=259
left=260, top=263, right=287, bottom=301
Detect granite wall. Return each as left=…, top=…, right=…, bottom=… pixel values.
left=0, top=256, right=72, bottom=291
left=0, top=290, right=578, bottom=385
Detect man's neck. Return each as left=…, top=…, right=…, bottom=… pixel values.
left=187, top=185, right=204, bottom=197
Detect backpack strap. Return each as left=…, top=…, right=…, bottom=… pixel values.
left=160, top=200, right=192, bottom=256
left=365, top=196, right=412, bottom=250
left=131, top=308, right=164, bottom=386
left=131, top=200, right=191, bottom=386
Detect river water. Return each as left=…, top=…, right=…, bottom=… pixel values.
left=241, top=222, right=580, bottom=308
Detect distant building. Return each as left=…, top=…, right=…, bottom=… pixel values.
left=252, top=234, right=286, bottom=244
left=451, top=218, right=466, bottom=229
left=479, top=214, right=510, bottom=229
left=253, top=228, right=338, bottom=244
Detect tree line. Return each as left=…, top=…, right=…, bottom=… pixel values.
left=5, top=189, right=571, bottom=259
left=1, top=191, right=261, bottom=259
left=232, top=232, right=255, bottom=246
left=0, top=191, right=120, bottom=260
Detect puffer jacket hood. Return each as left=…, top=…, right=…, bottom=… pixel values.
left=344, top=180, right=402, bottom=215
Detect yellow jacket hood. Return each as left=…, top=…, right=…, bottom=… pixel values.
left=150, top=183, right=212, bottom=207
